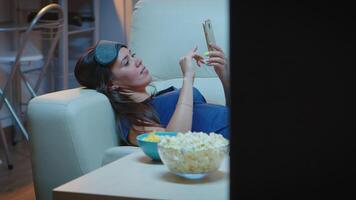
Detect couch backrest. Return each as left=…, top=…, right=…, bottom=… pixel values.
left=28, top=88, right=118, bottom=200
left=130, top=0, right=229, bottom=105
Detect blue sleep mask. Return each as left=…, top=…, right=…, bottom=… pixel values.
left=94, top=40, right=127, bottom=66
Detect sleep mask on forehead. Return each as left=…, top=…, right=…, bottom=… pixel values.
left=94, top=40, right=127, bottom=66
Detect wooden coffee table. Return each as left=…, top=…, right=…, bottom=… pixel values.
left=53, top=150, right=229, bottom=200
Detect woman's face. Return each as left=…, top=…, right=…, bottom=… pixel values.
left=110, top=47, right=151, bottom=92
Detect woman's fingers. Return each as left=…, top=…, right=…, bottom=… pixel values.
left=193, top=53, right=204, bottom=60
left=193, top=52, right=203, bottom=57
left=192, top=52, right=205, bottom=67
left=196, top=57, right=206, bottom=67
left=196, top=59, right=201, bottom=67
left=208, top=62, right=224, bottom=69
left=207, top=57, right=225, bottom=65
left=209, top=43, right=223, bottom=52
left=190, top=45, right=198, bottom=55
left=206, top=51, right=225, bottom=59
left=182, top=45, right=229, bottom=68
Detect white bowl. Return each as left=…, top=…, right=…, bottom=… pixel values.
left=158, top=143, right=229, bottom=179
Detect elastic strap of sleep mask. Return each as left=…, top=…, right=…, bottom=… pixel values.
left=94, top=40, right=127, bottom=66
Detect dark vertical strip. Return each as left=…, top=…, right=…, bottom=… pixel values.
left=231, top=0, right=355, bottom=199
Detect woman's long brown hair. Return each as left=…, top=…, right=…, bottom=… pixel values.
left=76, top=47, right=161, bottom=140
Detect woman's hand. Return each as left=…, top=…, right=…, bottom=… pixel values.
left=179, top=45, right=205, bottom=79
left=206, top=43, right=230, bottom=106
left=206, top=43, right=229, bottom=81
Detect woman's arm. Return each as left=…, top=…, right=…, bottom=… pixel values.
left=165, top=76, right=194, bottom=132
left=206, top=43, right=230, bottom=106
left=128, top=46, right=200, bottom=145
left=165, top=46, right=198, bottom=132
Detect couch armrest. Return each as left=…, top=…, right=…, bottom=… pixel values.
left=28, top=88, right=119, bottom=200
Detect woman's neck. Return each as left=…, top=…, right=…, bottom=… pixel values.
left=132, top=91, right=151, bottom=102
left=121, top=88, right=151, bottom=103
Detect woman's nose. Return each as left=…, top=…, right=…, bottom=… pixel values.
left=135, top=58, right=142, bottom=67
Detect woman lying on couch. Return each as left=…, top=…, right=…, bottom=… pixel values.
left=74, top=40, right=230, bottom=145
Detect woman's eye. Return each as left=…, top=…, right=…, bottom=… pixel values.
left=123, top=53, right=135, bottom=66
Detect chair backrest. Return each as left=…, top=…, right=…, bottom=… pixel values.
left=28, top=88, right=119, bottom=200
left=129, top=0, right=229, bottom=105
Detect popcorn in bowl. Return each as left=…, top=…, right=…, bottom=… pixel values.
left=143, top=131, right=160, bottom=142
left=157, top=131, right=229, bottom=179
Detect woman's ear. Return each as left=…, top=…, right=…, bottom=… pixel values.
left=110, top=84, right=120, bottom=90
left=108, top=80, right=120, bottom=91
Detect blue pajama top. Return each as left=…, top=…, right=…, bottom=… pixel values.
left=118, top=86, right=230, bottom=144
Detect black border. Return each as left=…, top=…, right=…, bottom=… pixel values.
left=230, top=0, right=355, bottom=199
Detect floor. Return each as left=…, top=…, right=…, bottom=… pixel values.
left=0, top=128, right=35, bottom=200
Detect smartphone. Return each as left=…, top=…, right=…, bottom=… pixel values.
left=202, top=19, right=216, bottom=51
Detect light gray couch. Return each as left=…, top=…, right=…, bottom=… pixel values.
left=28, top=0, right=228, bottom=199
left=28, top=88, right=139, bottom=200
